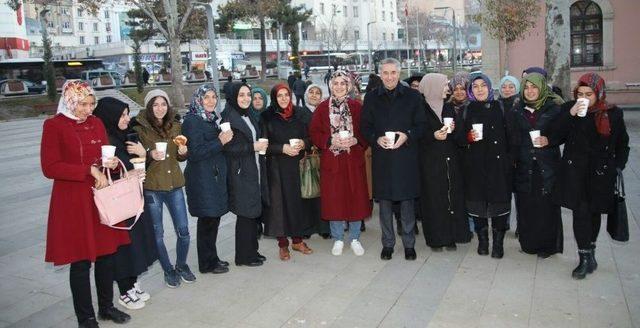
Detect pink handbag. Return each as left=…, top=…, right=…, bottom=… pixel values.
left=93, top=158, right=144, bottom=230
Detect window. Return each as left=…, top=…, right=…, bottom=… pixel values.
left=332, top=4, right=337, bottom=15
left=93, top=22, right=98, bottom=32
left=106, top=22, right=111, bottom=32
left=61, top=8, right=69, bottom=15
left=353, top=6, right=359, bottom=18
left=47, top=21, right=54, bottom=28
left=382, top=32, right=386, bottom=41
left=78, top=22, right=84, bottom=31
left=390, top=12, right=393, bottom=22
left=343, top=6, right=347, bottom=17
left=382, top=10, right=385, bottom=21
left=95, top=36, right=99, bottom=44
left=570, top=0, right=603, bottom=67
left=62, top=21, right=70, bottom=29
left=79, top=36, right=85, bottom=44
left=107, top=35, right=112, bottom=43
left=104, top=11, right=110, bottom=19
left=391, top=33, right=394, bottom=41
left=354, top=30, right=360, bottom=40
left=320, top=3, right=324, bottom=15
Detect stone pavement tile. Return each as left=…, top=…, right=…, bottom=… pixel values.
left=0, top=291, right=63, bottom=324
left=610, top=220, right=640, bottom=327
left=379, top=303, right=439, bottom=328
left=10, top=299, right=75, bottom=328
left=0, top=225, right=46, bottom=257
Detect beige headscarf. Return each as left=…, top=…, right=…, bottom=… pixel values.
left=56, top=80, right=95, bottom=121
left=418, top=73, right=449, bottom=120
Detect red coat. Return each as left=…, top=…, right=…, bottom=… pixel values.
left=41, top=115, right=129, bottom=265
left=309, top=98, right=371, bottom=221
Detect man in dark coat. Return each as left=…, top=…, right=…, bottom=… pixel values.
left=287, top=72, right=296, bottom=90
left=361, top=58, right=427, bottom=261
left=292, top=75, right=307, bottom=108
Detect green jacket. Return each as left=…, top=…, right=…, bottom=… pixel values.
left=133, top=111, right=186, bottom=191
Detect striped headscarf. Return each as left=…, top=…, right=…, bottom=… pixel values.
left=574, top=72, right=611, bottom=137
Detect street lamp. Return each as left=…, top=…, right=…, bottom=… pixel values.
left=367, top=21, right=377, bottom=73
left=194, top=1, right=220, bottom=96
left=434, top=6, right=456, bottom=72
left=327, top=9, right=341, bottom=69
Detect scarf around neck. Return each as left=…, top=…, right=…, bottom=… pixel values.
left=188, top=83, right=219, bottom=122
left=270, top=83, right=294, bottom=120
left=574, top=73, right=611, bottom=137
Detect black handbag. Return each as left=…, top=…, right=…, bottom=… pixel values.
left=607, top=169, right=629, bottom=242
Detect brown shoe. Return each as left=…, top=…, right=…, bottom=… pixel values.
left=292, top=242, right=313, bottom=255
left=279, top=247, right=291, bottom=261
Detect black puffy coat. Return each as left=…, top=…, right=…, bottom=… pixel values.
left=551, top=101, right=629, bottom=212
left=511, top=99, right=562, bottom=194
left=182, top=113, right=228, bottom=218
left=360, top=84, right=427, bottom=200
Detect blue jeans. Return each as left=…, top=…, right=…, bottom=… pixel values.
left=329, top=221, right=361, bottom=242
left=144, top=188, right=190, bottom=273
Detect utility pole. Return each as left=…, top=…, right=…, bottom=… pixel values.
left=434, top=6, right=456, bottom=72
left=367, top=21, right=376, bottom=74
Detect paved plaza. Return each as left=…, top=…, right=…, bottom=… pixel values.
left=0, top=111, right=639, bottom=328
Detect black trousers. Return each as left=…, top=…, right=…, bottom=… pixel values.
left=116, top=276, right=136, bottom=295
left=473, top=214, right=509, bottom=232
left=197, top=216, right=221, bottom=271
left=572, top=203, right=602, bottom=249
left=235, top=215, right=259, bottom=263
left=295, top=94, right=306, bottom=108
left=70, top=255, right=114, bottom=323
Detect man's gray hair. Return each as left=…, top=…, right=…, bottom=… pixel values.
left=379, top=58, right=401, bottom=71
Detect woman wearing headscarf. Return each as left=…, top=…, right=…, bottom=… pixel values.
left=418, top=74, right=472, bottom=251
left=222, top=82, right=269, bottom=266
left=261, top=83, right=314, bottom=260
left=552, top=73, right=629, bottom=279
left=309, top=70, right=371, bottom=256
left=300, top=84, right=331, bottom=239
left=249, top=87, right=268, bottom=123
left=93, top=97, right=157, bottom=311
left=182, top=84, right=233, bottom=274
left=134, top=89, right=195, bottom=288
left=454, top=74, right=515, bottom=259
left=511, top=73, right=563, bottom=258
left=41, top=81, right=131, bottom=327
left=498, top=75, right=521, bottom=112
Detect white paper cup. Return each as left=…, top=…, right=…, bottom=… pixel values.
left=220, top=122, right=231, bottom=132
left=577, top=98, right=589, bottom=117
left=443, top=117, right=454, bottom=134
left=101, top=145, right=116, bottom=165
left=258, top=138, right=268, bottom=155
left=289, top=138, right=301, bottom=147
left=385, top=131, right=396, bottom=144
left=155, top=142, right=168, bottom=160
left=130, top=158, right=146, bottom=171
left=529, top=130, right=541, bottom=148
left=472, top=124, right=483, bottom=141
left=339, top=131, right=350, bottom=139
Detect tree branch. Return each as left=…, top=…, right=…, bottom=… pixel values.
left=129, top=0, right=170, bottom=38
left=178, top=0, right=195, bottom=34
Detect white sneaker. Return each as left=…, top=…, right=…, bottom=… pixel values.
left=331, top=240, right=344, bottom=256
left=351, top=240, right=365, bottom=256
left=133, top=282, right=150, bottom=302
left=118, top=288, right=145, bottom=310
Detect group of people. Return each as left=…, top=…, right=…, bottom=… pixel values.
left=41, top=57, right=629, bottom=328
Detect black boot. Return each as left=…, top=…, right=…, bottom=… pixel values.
left=589, top=242, right=598, bottom=272
left=476, top=227, right=489, bottom=256
left=491, top=229, right=505, bottom=259
left=572, top=249, right=591, bottom=279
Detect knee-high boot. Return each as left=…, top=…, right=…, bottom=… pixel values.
left=476, top=227, right=489, bottom=256
left=491, top=229, right=505, bottom=259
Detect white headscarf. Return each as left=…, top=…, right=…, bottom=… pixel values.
left=304, top=83, right=323, bottom=112
left=57, top=80, right=95, bottom=121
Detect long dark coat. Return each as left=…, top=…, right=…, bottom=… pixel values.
left=360, top=84, right=427, bottom=201
left=511, top=98, right=562, bottom=194
left=222, top=106, right=268, bottom=219
left=419, top=103, right=471, bottom=247
left=454, top=100, right=514, bottom=206
left=182, top=113, right=229, bottom=218
left=260, top=107, right=314, bottom=236
left=309, top=98, right=371, bottom=221
left=551, top=101, right=630, bottom=212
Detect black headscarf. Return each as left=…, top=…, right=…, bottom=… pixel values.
left=225, top=82, right=250, bottom=116
left=94, top=97, right=129, bottom=143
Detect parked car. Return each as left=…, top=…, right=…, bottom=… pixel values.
left=80, top=69, right=122, bottom=86
left=0, top=79, right=46, bottom=95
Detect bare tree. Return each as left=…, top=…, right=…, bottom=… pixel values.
left=545, top=0, right=570, bottom=99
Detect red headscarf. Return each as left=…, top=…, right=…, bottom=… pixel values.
left=270, top=83, right=293, bottom=120
left=573, top=73, right=611, bottom=137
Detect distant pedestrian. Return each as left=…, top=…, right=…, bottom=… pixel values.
left=304, top=64, right=310, bottom=79
left=293, top=75, right=307, bottom=108
left=287, top=71, right=296, bottom=90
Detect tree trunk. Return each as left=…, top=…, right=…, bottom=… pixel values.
left=289, top=25, right=301, bottom=71
left=169, top=37, right=186, bottom=110
left=505, top=40, right=510, bottom=77
left=259, top=16, right=267, bottom=82
left=545, top=0, right=570, bottom=100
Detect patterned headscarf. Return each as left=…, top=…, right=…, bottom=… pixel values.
left=418, top=73, right=448, bottom=120
left=468, top=74, right=494, bottom=102
left=270, top=83, right=294, bottom=120
left=499, top=75, right=521, bottom=98
left=574, top=72, right=611, bottom=137
left=329, top=70, right=353, bottom=156
left=304, top=84, right=323, bottom=112
left=520, top=73, right=552, bottom=110
left=188, top=83, right=219, bottom=122
left=57, top=80, right=95, bottom=120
